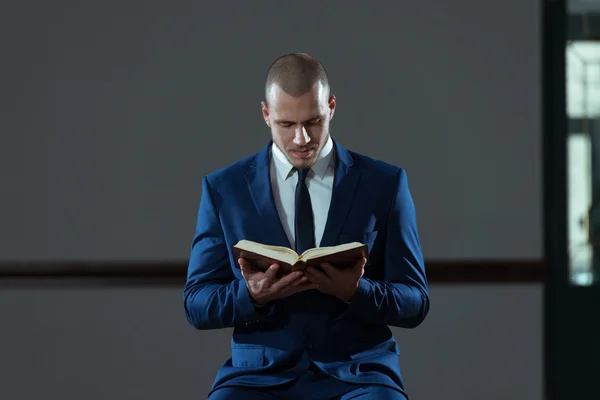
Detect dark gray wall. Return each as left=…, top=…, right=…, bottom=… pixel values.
left=1, top=0, right=541, bottom=261
left=0, top=1, right=543, bottom=399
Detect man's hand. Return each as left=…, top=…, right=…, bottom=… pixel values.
left=304, top=257, right=367, bottom=302
left=239, top=258, right=317, bottom=306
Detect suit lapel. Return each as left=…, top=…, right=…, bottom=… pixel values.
left=320, top=140, right=362, bottom=247
left=245, top=141, right=292, bottom=248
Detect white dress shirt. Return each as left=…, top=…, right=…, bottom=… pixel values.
left=270, top=135, right=335, bottom=249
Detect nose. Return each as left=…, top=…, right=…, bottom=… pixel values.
left=293, top=125, right=311, bottom=146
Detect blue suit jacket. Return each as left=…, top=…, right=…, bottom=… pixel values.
left=183, top=139, right=429, bottom=394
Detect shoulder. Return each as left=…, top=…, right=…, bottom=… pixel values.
left=347, top=150, right=407, bottom=182
left=345, top=149, right=415, bottom=211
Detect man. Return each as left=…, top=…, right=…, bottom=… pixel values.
left=183, top=53, right=429, bottom=400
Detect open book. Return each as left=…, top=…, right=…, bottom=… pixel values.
left=232, top=239, right=368, bottom=275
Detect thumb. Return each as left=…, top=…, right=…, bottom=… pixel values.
left=264, top=263, right=280, bottom=281
left=356, top=257, right=367, bottom=267
left=320, top=262, right=335, bottom=275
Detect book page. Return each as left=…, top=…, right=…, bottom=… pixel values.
left=234, top=240, right=299, bottom=265
left=301, top=242, right=364, bottom=260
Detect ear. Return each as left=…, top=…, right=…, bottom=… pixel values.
left=328, top=95, right=336, bottom=120
left=261, top=101, right=271, bottom=127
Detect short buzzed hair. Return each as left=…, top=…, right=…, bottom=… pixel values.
left=264, top=53, right=330, bottom=104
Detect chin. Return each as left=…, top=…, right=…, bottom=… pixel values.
left=289, top=154, right=318, bottom=169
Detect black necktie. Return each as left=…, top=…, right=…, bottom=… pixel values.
left=294, top=168, right=316, bottom=254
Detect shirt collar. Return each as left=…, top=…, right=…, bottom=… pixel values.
left=271, top=135, right=334, bottom=181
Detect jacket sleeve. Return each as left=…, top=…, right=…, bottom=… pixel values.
left=341, top=168, right=430, bottom=328
left=183, top=176, right=274, bottom=330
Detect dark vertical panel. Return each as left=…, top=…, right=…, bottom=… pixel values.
left=543, top=0, right=567, bottom=398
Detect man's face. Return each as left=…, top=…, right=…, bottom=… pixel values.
left=261, top=82, right=336, bottom=169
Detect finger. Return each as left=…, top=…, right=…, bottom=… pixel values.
left=239, top=258, right=258, bottom=272
left=279, top=270, right=304, bottom=283
left=305, top=266, right=329, bottom=282
left=263, top=263, right=280, bottom=281
left=355, top=257, right=367, bottom=276
left=319, top=263, right=337, bottom=277
left=293, top=275, right=312, bottom=286
left=239, top=259, right=252, bottom=278
left=355, top=257, right=367, bottom=268
left=271, top=270, right=304, bottom=291
left=239, top=259, right=258, bottom=278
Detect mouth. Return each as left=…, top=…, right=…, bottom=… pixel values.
left=289, top=148, right=315, bottom=159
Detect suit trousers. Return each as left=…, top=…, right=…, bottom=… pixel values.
left=207, top=363, right=407, bottom=400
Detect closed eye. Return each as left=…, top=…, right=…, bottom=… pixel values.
left=277, top=118, right=322, bottom=128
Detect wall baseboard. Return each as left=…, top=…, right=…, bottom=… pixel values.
left=0, top=259, right=545, bottom=286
